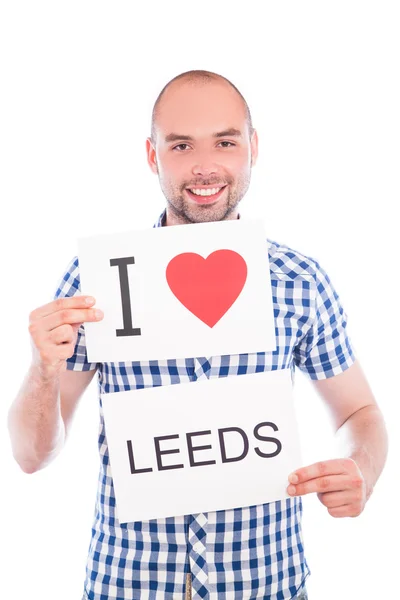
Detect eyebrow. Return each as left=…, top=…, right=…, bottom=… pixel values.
left=164, top=128, right=243, bottom=143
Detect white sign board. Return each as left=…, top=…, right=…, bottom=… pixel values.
left=101, top=369, right=302, bottom=523
left=78, top=218, right=276, bottom=362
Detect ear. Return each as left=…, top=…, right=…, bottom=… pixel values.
left=146, top=137, right=158, bottom=174
left=250, top=129, right=259, bottom=168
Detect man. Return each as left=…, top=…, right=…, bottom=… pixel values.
left=8, top=70, right=388, bottom=600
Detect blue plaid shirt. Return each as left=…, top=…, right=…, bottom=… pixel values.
left=54, top=210, right=355, bottom=599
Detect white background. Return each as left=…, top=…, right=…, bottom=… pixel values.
left=0, top=2, right=398, bottom=599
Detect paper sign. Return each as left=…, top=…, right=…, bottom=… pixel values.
left=78, top=218, right=276, bottom=362
left=101, top=368, right=302, bottom=523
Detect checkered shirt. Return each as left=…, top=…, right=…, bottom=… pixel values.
left=54, top=210, right=356, bottom=599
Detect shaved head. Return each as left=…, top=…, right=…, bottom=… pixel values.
left=146, top=69, right=258, bottom=226
left=151, top=70, right=254, bottom=145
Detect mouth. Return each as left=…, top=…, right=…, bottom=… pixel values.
left=185, top=185, right=228, bottom=205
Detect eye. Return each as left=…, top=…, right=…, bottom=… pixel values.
left=172, top=141, right=236, bottom=151
left=172, top=144, right=190, bottom=151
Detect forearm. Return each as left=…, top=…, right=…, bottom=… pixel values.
left=7, top=363, right=66, bottom=473
left=335, top=405, right=388, bottom=500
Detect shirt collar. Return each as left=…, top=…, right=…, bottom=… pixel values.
left=153, top=209, right=167, bottom=228
left=153, top=209, right=241, bottom=228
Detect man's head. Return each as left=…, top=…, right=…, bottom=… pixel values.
left=146, top=70, right=258, bottom=225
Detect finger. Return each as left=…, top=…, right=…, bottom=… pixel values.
left=29, top=295, right=97, bottom=323
left=287, top=474, right=352, bottom=496
left=48, top=323, right=77, bottom=345
left=52, top=341, right=78, bottom=361
left=30, top=306, right=103, bottom=335
left=327, top=505, right=354, bottom=518
left=317, top=491, right=355, bottom=508
left=288, top=458, right=354, bottom=485
left=30, top=323, right=79, bottom=354
left=32, top=338, right=78, bottom=369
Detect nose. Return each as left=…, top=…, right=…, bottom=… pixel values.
left=191, top=155, right=219, bottom=178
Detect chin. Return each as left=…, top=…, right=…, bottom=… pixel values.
left=167, top=195, right=238, bottom=225
left=185, top=206, right=236, bottom=224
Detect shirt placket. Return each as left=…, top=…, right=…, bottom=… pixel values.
left=188, top=512, right=209, bottom=599
left=187, top=357, right=213, bottom=599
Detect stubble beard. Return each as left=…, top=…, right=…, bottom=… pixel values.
left=162, top=174, right=251, bottom=225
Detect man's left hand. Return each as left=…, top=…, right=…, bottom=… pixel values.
left=287, top=458, right=367, bottom=518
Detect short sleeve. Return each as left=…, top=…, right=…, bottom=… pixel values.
left=293, top=260, right=356, bottom=380
left=53, top=256, right=98, bottom=372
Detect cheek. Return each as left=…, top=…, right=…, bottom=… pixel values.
left=160, top=156, right=187, bottom=182
left=225, top=149, right=251, bottom=172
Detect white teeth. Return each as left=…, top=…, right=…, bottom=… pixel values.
left=189, top=187, right=223, bottom=196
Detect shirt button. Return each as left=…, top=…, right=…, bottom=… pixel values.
left=193, top=542, right=203, bottom=553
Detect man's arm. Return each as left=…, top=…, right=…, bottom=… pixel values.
left=8, top=366, right=96, bottom=474
left=287, top=360, right=388, bottom=517
left=7, top=295, right=102, bottom=474
left=314, top=359, right=388, bottom=500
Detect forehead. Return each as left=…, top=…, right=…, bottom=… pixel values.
left=155, top=80, right=248, bottom=139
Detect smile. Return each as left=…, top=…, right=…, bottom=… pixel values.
left=185, top=186, right=228, bottom=204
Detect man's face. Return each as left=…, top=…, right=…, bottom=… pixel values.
left=146, top=80, right=258, bottom=225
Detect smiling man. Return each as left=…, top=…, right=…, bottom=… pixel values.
left=147, top=71, right=257, bottom=226
left=9, top=70, right=388, bottom=600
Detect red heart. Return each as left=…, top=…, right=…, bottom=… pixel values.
left=166, top=250, right=247, bottom=328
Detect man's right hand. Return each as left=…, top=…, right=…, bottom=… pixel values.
left=28, top=296, right=104, bottom=378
